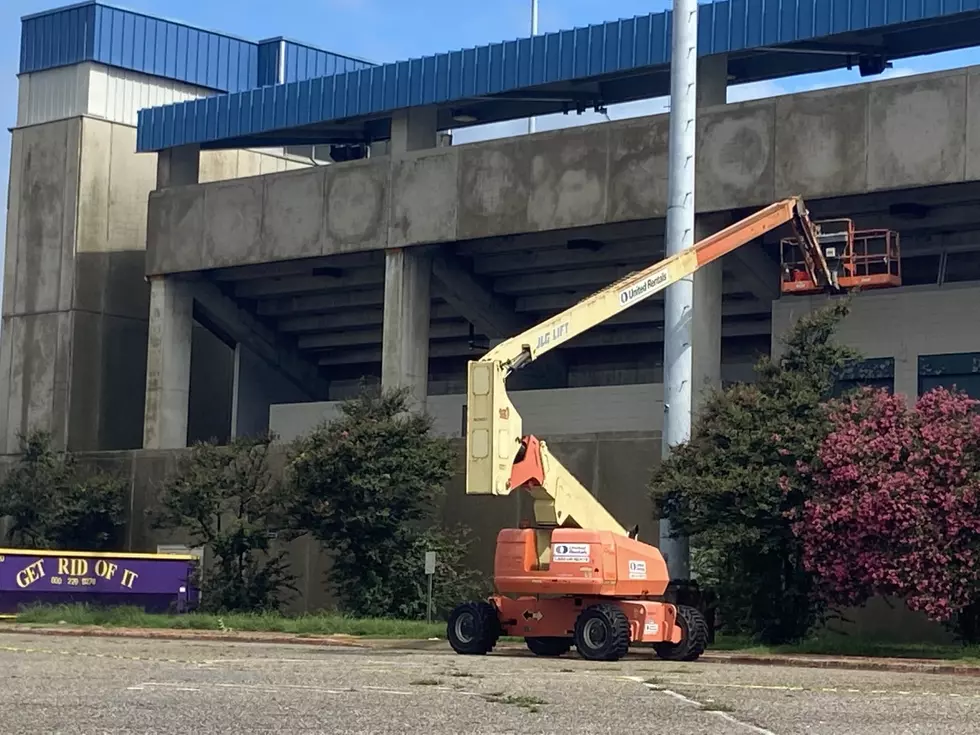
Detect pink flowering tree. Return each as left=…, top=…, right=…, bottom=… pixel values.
left=794, top=386, right=980, bottom=639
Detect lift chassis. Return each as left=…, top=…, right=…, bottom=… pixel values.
left=447, top=197, right=872, bottom=663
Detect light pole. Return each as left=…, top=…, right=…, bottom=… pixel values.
left=659, top=0, right=699, bottom=581
left=528, top=0, right=538, bottom=135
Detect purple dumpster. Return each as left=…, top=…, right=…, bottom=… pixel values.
left=0, top=548, right=200, bottom=615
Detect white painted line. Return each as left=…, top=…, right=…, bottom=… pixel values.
left=649, top=684, right=778, bottom=735
left=361, top=687, right=414, bottom=695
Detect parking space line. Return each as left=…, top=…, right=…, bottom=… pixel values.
left=620, top=676, right=777, bottom=734
left=651, top=678, right=980, bottom=700
left=0, top=644, right=199, bottom=666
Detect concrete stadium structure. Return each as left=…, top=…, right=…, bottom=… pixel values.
left=3, top=1, right=980, bottom=627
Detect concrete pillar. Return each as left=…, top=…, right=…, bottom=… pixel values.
left=390, top=108, right=438, bottom=154
left=691, top=55, right=729, bottom=413
left=156, top=144, right=200, bottom=188
left=382, top=108, right=437, bottom=409
left=142, top=276, right=193, bottom=449
left=692, top=214, right=729, bottom=414
left=697, top=55, right=729, bottom=107
left=381, top=248, right=431, bottom=410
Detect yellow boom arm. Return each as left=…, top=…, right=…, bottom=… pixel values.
left=465, top=196, right=835, bottom=535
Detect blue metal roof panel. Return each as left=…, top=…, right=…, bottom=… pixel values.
left=21, top=1, right=372, bottom=94
left=20, top=2, right=96, bottom=74
left=130, top=0, right=980, bottom=151
left=90, top=4, right=260, bottom=91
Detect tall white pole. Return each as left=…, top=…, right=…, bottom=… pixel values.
left=659, top=0, right=699, bottom=581
left=528, top=0, right=538, bottom=135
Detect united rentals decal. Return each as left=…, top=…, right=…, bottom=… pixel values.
left=618, top=268, right=670, bottom=307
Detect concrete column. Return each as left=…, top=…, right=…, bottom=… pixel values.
left=691, top=55, right=729, bottom=413
left=381, top=248, right=431, bottom=410
left=142, top=276, right=193, bottom=449
left=697, top=55, right=729, bottom=107
left=390, top=107, right=438, bottom=154
left=156, top=144, right=201, bottom=188
left=691, top=214, right=729, bottom=414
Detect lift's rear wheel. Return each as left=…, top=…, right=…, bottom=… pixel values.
left=653, top=605, right=709, bottom=662
left=447, top=601, right=500, bottom=655
left=525, top=636, right=572, bottom=657
left=573, top=603, right=631, bottom=661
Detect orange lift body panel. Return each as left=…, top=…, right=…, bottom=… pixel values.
left=491, top=528, right=681, bottom=644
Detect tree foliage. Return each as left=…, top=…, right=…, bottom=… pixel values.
left=284, top=386, right=485, bottom=618
left=650, top=300, right=859, bottom=643
left=0, top=430, right=127, bottom=551
left=795, top=386, right=980, bottom=635
left=152, top=434, right=296, bottom=613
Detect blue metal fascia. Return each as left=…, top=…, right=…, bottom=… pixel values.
left=20, top=0, right=374, bottom=94
left=20, top=2, right=98, bottom=76
left=134, top=0, right=980, bottom=152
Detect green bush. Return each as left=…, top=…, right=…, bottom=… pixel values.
left=151, top=434, right=296, bottom=613
left=0, top=430, right=127, bottom=551
left=650, top=300, right=859, bottom=644
left=285, top=385, right=487, bottom=619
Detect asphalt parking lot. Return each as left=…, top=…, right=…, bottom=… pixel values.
left=0, top=634, right=978, bottom=734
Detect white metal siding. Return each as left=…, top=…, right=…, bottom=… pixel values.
left=16, top=64, right=89, bottom=127
left=16, top=62, right=213, bottom=129
left=772, top=283, right=980, bottom=401
left=87, top=64, right=212, bottom=127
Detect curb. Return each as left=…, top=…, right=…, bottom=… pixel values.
left=699, top=652, right=980, bottom=677
left=0, top=625, right=369, bottom=649
left=2, top=625, right=978, bottom=676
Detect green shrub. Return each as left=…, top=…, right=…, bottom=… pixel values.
left=651, top=300, right=859, bottom=644
left=151, top=434, right=296, bottom=613
left=0, top=430, right=127, bottom=551
left=285, top=385, right=486, bottom=619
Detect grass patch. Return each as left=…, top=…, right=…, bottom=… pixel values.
left=700, top=702, right=736, bottom=713
left=713, top=633, right=980, bottom=664
left=484, top=693, right=547, bottom=713
left=14, top=603, right=980, bottom=664
left=14, top=603, right=446, bottom=639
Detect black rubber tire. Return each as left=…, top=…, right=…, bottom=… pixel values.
left=447, top=601, right=501, bottom=655
left=526, top=636, right=573, bottom=657
left=573, top=603, right=631, bottom=662
left=653, top=605, right=709, bottom=662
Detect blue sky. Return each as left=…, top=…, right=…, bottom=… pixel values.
left=1, top=0, right=979, bottom=261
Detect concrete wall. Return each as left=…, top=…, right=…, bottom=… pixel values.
left=0, top=441, right=948, bottom=640
left=0, top=59, right=317, bottom=454
left=148, top=64, right=980, bottom=275
left=271, top=383, right=666, bottom=442
left=233, top=342, right=314, bottom=439
left=0, top=117, right=157, bottom=453
left=772, top=283, right=980, bottom=401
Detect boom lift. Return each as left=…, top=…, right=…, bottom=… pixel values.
left=446, top=197, right=847, bottom=663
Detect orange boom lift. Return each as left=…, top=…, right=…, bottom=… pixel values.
left=447, top=197, right=880, bottom=662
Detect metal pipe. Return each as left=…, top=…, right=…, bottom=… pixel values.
left=528, top=0, right=538, bottom=135
left=659, top=0, right=699, bottom=581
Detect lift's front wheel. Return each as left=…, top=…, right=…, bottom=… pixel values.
left=573, top=603, right=631, bottom=661
left=447, top=601, right=500, bottom=655
left=653, top=605, right=709, bottom=662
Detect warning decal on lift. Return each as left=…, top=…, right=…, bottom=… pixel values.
left=552, top=543, right=590, bottom=563
left=628, top=560, right=647, bottom=579
left=644, top=620, right=659, bottom=636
